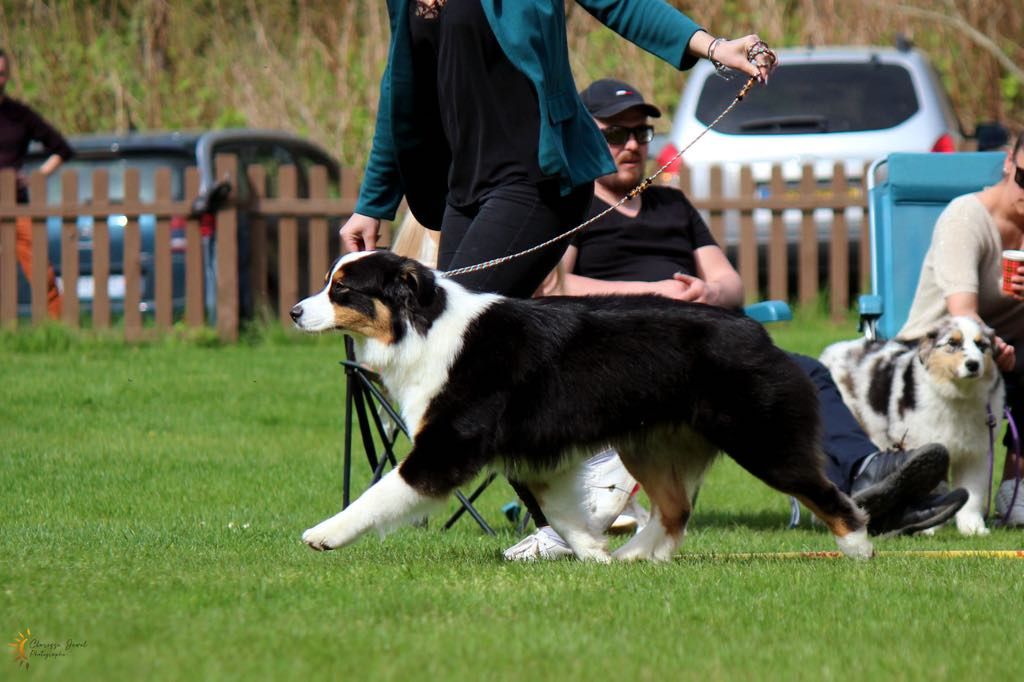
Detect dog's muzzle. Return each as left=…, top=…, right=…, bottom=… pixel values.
left=290, top=303, right=304, bottom=325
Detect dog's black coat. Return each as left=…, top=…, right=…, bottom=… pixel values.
left=326, top=254, right=846, bottom=526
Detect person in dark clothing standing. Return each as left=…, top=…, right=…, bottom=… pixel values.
left=338, top=0, right=777, bottom=300
left=0, top=47, right=74, bottom=319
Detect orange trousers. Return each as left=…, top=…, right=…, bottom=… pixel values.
left=15, top=216, right=62, bottom=319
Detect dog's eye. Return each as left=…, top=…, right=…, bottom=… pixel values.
left=975, top=339, right=989, bottom=351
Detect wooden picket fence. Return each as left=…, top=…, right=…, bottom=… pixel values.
left=676, top=162, right=871, bottom=319
left=0, top=159, right=870, bottom=340
left=0, top=155, right=358, bottom=341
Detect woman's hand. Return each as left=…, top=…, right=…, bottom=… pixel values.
left=712, top=34, right=778, bottom=83
left=339, top=213, right=382, bottom=253
left=995, top=335, right=1016, bottom=373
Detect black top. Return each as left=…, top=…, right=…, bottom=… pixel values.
left=408, top=0, right=544, bottom=208
left=571, top=186, right=717, bottom=281
left=0, top=97, right=73, bottom=170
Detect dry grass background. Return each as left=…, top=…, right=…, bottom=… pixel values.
left=0, top=0, right=1020, bottom=173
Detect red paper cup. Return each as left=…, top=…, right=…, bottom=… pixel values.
left=1002, top=250, right=1024, bottom=295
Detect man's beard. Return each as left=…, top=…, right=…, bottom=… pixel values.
left=600, top=166, right=644, bottom=195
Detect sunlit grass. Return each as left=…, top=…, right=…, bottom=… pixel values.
left=1, top=314, right=1021, bottom=681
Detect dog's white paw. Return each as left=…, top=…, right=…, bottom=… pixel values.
left=836, top=528, right=874, bottom=560
left=302, top=519, right=346, bottom=551
left=955, top=514, right=989, bottom=536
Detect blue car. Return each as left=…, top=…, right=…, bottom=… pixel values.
left=17, top=129, right=342, bottom=319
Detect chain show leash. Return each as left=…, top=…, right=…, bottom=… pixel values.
left=442, top=41, right=775, bottom=280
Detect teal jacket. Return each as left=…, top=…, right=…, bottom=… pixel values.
left=355, top=0, right=702, bottom=227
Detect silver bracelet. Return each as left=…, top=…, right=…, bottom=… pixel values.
left=707, top=37, right=732, bottom=79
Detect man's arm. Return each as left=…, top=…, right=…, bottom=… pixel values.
left=38, top=153, right=63, bottom=177
left=692, top=244, right=743, bottom=308
left=542, top=245, right=714, bottom=301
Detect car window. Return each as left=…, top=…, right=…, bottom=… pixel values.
left=25, top=153, right=190, bottom=204
left=695, top=62, right=920, bottom=134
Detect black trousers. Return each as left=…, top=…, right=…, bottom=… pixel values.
left=437, top=181, right=592, bottom=297
left=435, top=180, right=592, bottom=526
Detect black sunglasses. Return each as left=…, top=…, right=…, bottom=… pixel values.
left=600, top=125, right=654, bottom=146
left=1015, top=165, right=1024, bottom=190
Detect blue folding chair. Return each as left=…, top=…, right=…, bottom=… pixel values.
left=858, top=152, right=1005, bottom=340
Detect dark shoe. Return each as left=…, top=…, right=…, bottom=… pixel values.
left=851, top=444, right=949, bottom=523
left=871, top=488, right=969, bottom=536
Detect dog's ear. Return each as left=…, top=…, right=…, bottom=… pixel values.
left=979, top=321, right=997, bottom=346
left=917, top=328, right=940, bottom=364
left=395, top=258, right=437, bottom=310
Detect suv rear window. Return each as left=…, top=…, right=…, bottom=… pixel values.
left=695, top=62, right=919, bottom=134
left=28, top=152, right=192, bottom=203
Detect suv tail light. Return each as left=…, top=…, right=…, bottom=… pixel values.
left=170, top=215, right=187, bottom=253
left=199, top=212, right=216, bottom=238
left=656, top=142, right=682, bottom=174
left=931, top=133, right=955, bottom=153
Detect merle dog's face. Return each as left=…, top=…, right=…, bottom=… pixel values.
left=289, top=251, right=443, bottom=343
left=919, top=316, right=998, bottom=382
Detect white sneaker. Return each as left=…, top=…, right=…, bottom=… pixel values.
left=608, top=495, right=650, bottom=535
left=502, top=526, right=574, bottom=561
left=583, top=448, right=639, bottom=530
left=995, top=479, right=1024, bottom=526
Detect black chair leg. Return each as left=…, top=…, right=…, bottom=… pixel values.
left=339, top=335, right=497, bottom=533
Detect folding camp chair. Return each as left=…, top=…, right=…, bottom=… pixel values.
left=339, top=335, right=498, bottom=535
left=858, top=151, right=1005, bottom=340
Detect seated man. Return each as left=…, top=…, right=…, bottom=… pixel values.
left=503, top=78, right=968, bottom=560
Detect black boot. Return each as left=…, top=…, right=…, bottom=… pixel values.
left=871, top=488, right=969, bottom=536
left=850, top=443, right=949, bottom=531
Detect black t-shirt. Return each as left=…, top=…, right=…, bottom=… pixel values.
left=408, top=0, right=544, bottom=208
left=571, top=185, right=717, bottom=281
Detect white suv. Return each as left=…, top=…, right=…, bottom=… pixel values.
left=654, top=44, right=963, bottom=291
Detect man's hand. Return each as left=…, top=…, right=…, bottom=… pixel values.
left=339, top=213, right=381, bottom=253
left=672, top=273, right=714, bottom=303
left=648, top=274, right=710, bottom=303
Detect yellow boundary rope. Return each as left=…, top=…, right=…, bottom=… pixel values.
left=678, top=549, right=1024, bottom=560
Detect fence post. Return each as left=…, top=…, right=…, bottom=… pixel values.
left=60, top=171, right=80, bottom=326
left=91, top=169, right=112, bottom=329
left=0, top=169, right=18, bottom=327
left=123, top=169, right=143, bottom=341
left=215, top=154, right=239, bottom=342
left=184, top=168, right=204, bottom=328
left=308, top=165, right=329, bottom=297
left=768, top=165, right=787, bottom=301
left=738, top=166, right=757, bottom=304
left=798, top=165, right=818, bottom=309
left=277, top=165, right=299, bottom=327
left=154, top=167, right=173, bottom=331
left=28, top=173, right=48, bottom=324
left=830, top=163, right=850, bottom=321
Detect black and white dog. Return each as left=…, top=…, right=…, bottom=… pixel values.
left=290, top=251, right=872, bottom=561
left=820, top=316, right=1005, bottom=535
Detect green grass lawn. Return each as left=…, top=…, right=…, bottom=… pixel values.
left=1, top=317, right=1022, bottom=681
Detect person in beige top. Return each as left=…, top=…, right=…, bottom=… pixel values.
left=898, top=132, right=1024, bottom=525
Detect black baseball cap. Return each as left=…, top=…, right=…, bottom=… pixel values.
left=579, top=78, right=662, bottom=119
